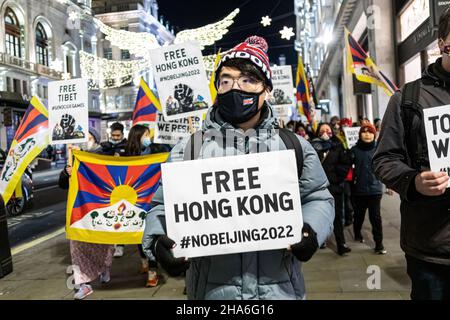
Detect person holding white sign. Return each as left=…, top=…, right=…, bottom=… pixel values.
left=142, top=36, right=334, bottom=300
left=373, top=8, right=450, bottom=300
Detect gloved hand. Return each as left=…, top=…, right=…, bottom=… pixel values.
left=290, top=223, right=319, bottom=262
left=152, top=235, right=190, bottom=277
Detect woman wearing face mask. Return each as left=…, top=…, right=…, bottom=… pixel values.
left=296, top=122, right=310, bottom=141
left=58, top=128, right=115, bottom=300
left=124, top=125, right=160, bottom=288
left=311, top=123, right=352, bottom=256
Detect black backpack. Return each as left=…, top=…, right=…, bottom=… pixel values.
left=183, top=128, right=304, bottom=178
left=400, top=79, right=428, bottom=170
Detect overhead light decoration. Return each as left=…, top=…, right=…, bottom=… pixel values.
left=68, top=11, right=79, bottom=22
left=62, top=72, right=72, bottom=80
left=80, top=8, right=240, bottom=89
left=279, top=26, right=295, bottom=40
left=261, top=16, right=272, bottom=27
left=94, top=18, right=160, bottom=58
left=80, top=51, right=152, bottom=89
left=174, top=8, right=240, bottom=50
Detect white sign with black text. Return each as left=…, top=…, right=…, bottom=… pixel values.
left=423, top=105, right=450, bottom=187
left=154, top=112, right=203, bottom=145
left=150, top=41, right=211, bottom=121
left=343, top=127, right=361, bottom=149
left=48, top=78, right=89, bottom=145
left=268, top=65, right=294, bottom=122
left=162, top=150, right=303, bottom=258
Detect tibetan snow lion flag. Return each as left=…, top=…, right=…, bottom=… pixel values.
left=66, top=150, right=169, bottom=244
left=296, top=55, right=312, bottom=123
left=132, top=78, right=161, bottom=126
left=0, top=96, right=48, bottom=203
left=345, top=28, right=398, bottom=97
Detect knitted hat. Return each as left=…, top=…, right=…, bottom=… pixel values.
left=89, top=127, right=101, bottom=144
left=215, top=36, right=273, bottom=90
left=340, top=118, right=353, bottom=127
left=359, top=123, right=377, bottom=136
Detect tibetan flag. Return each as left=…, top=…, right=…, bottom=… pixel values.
left=66, top=150, right=169, bottom=244
left=0, top=96, right=48, bottom=203
left=345, top=28, right=398, bottom=96
left=132, top=78, right=162, bottom=126
left=295, top=55, right=312, bottom=123
left=209, top=51, right=221, bottom=104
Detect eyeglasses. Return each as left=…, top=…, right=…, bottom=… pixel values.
left=217, top=75, right=264, bottom=93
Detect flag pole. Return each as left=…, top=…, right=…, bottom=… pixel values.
left=188, top=117, right=195, bottom=134
left=67, top=144, right=73, bottom=167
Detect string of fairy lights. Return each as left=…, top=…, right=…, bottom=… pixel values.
left=55, top=1, right=295, bottom=89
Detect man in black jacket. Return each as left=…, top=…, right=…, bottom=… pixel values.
left=373, top=9, right=450, bottom=300
left=101, top=122, right=127, bottom=156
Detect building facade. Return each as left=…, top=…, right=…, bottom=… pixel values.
left=0, top=0, right=100, bottom=152
left=296, top=0, right=448, bottom=122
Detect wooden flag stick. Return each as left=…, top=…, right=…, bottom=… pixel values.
left=67, top=144, right=73, bottom=167
left=188, top=116, right=195, bottom=134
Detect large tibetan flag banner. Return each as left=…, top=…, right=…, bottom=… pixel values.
left=132, top=78, right=162, bottom=127
left=345, top=28, right=398, bottom=97
left=0, top=96, right=48, bottom=203
left=295, top=55, right=312, bottom=123
left=66, top=150, right=169, bottom=244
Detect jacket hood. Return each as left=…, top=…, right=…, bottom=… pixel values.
left=423, top=58, right=450, bottom=88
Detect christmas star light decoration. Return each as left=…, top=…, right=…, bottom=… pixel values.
left=279, top=26, right=295, bottom=40
left=62, top=72, right=71, bottom=80
left=68, top=11, right=79, bottom=22
left=261, top=16, right=272, bottom=27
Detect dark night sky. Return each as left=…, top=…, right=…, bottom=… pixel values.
left=157, top=0, right=297, bottom=66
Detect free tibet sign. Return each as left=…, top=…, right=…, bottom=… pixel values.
left=162, top=150, right=303, bottom=258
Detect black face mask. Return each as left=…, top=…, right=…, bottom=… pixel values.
left=217, top=89, right=264, bottom=125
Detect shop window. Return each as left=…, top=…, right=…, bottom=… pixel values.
left=399, top=0, right=430, bottom=42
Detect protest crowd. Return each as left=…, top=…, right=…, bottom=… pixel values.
left=0, top=2, right=449, bottom=304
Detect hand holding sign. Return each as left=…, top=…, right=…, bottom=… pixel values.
left=288, top=223, right=318, bottom=262
left=414, top=171, right=449, bottom=196
left=153, top=235, right=189, bottom=276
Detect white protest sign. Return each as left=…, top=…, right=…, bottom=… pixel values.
left=150, top=41, right=211, bottom=121
left=268, top=65, right=294, bottom=122
left=423, top=105, right=450, bottom=187
left=48, top=78, right=89, bottom=145
left=162, top=150, right=303, bottom=258
left=154, top=112, right=203, bottom=145
left=314, top=109, right=322, bottom=123
left=343, top=127, right=361, bottom=149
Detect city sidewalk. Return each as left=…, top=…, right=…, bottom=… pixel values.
left=0, top=193, right=411, bottom=300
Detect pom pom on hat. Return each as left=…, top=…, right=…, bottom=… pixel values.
left=244, top=36, right=268, bottom=52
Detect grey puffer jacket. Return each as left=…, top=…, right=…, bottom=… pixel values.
left=142, top=104, right=335, bottom=299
